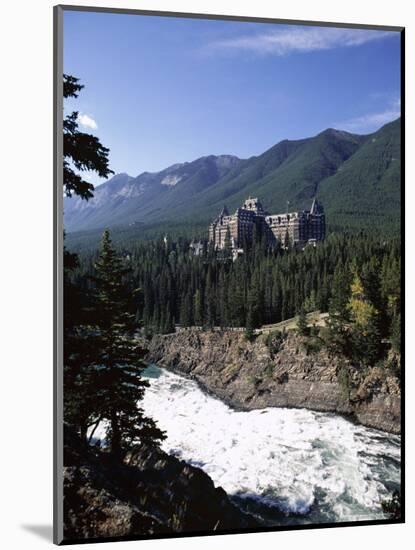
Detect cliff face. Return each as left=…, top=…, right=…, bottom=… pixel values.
left=147, top=330, right=400, bottom=434
left=63, top=426, right=257, bottom=542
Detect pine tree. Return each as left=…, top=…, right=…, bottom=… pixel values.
left=297, top=305, right=308, bottom=335
left=390, top=313, right=401, bottom=353
left=245, top=307, right=255, bottom=340
left=162, top=303, right=175, bottom=334
left=229, top=280, right=245, bottom=327
left=193, top=289, right=203, bottom=327
left=363, top=314, right=382, bottom=365
left=180, top=292, right=193, bottom=327
left=329, top=264, right=351, bottom=320
left=204, top=275, right=216, bottom=328
left=325, top=264, right=352, bottom=354
left=63, top=74, right=116, bottom=442
left=88, top=230, right=166, bottom=456
left=63, top=74, right=113, bottom=200
left=246, top=283, right=263, bottom=330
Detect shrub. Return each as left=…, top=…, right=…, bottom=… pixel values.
left=264, top=362, right=275, bottom=377
left=303, top=337, right=323, bottom=355
left=297, top=306, right=309, bottom=336
left=337, top=366, right=351, bottom=400
left=245, top=327, right=257, bottom=342
left=265, top=329, right=286, bottom=355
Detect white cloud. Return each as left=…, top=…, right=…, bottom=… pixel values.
left=339, top=98, right=401, bottom=133
left=208, top=26, right=394, bottom=56
left=77, top=113, right=98, bottom=130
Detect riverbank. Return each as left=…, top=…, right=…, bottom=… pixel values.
left=147, top=329, right=401, bottom=434
left=63, top=425, right=258, bottom=542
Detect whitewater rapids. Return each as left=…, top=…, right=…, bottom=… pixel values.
left=140, top=365, right=400, bottom=525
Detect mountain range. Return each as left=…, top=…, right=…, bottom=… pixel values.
left=64, top=118, right=401, bottom=236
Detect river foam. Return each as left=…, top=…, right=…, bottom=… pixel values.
left=140, top=365, right=400, bottom=525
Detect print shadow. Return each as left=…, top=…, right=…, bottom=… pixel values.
left=21, top=524, right=53, bottom=542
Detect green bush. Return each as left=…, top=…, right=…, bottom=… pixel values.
left=303, top=337, right=324, bottom=355
left=245, top=327, right=257, bottom=342
left=337, top=366, right=351, bottom=400
left=264, top=362, right=275, bottom=377
left=265, top=329, right=286, bottom=354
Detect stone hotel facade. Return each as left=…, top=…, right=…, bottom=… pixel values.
left=209, top=197, right=325, bottom=250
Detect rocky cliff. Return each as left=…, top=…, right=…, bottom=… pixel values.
left=147, top=329, right=400, bottom=434
left=63, top=426, right=257, bottom=542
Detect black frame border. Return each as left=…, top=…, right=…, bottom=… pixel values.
left=53, top=4, right=405, bottom=545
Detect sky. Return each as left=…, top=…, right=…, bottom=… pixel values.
left=64, top=10, right=401, bottom=185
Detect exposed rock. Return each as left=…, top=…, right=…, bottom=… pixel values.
left=147, top=329, right=400, bottom=434
left=63, top=425, right=257, bottom=542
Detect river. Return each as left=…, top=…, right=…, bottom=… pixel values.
left=141, top=364, right=401, bottom=526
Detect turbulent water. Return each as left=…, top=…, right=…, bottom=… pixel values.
left=141, top=365, right=400, bottom=526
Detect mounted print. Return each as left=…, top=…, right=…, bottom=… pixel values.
left=53, top=4, right=404, bottom=545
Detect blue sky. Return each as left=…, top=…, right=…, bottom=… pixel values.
left=64, top=10, right=401, bottom=185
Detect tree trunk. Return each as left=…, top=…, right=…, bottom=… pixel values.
left=110, top=409, right=121, bottom=457
left=80, top=423, right=88, bottom=445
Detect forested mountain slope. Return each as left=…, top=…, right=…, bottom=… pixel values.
left=317, top=118, right=401, bottom=233
left=64, top=119, right=401, bottom=237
